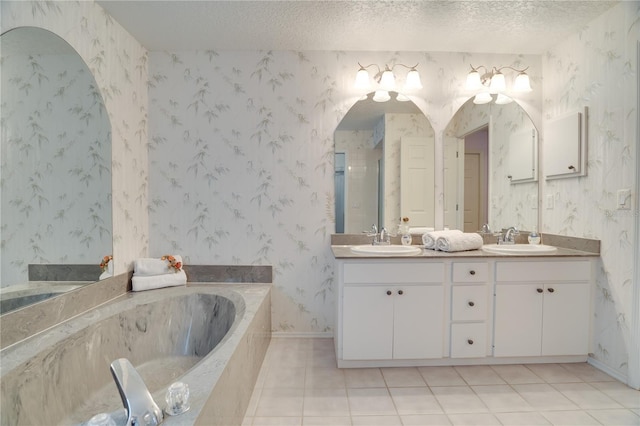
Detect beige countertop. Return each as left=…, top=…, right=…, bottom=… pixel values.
left=331, top=244, right=599, bottom=259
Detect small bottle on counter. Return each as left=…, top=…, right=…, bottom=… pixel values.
left=528, top=228, right=541, bottom=245
left=400, top=217, right=412, bottom=246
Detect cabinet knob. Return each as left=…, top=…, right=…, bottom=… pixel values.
left=467, top=339, right=474, bottom=345
left=468, top=301, right=475, bottom=307
left=548, top=288, right=555, bottom=293
left=386, top=290, right=392, bottom=296
left=398, top=290, right=404, bottom=295
left=469, top=270, right=476, bottom=275
left=537, top=288, right=543, bottom=293
left=568, top=165, right=576, bottom=171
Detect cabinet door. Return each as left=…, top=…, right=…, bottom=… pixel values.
left=494, top=284, right=543, bottom=357
left=542, top=283, right=590, bottom=356
left=343, top=286, right=393, bottom=360
left=393, top=285, right=444, bottom=359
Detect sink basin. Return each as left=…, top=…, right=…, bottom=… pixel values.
left=482, top=244, right=557, bottom=254
left=350, top=245, right=422, bottom=256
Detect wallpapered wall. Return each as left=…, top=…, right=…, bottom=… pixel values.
left=542, top=2, right=639, bottom=380
left=1, top=0, right=149, bottom=276
left=1, top=46, right=111, bottom=287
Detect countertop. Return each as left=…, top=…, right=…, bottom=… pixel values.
left=331, top=245, right=599, bottom=259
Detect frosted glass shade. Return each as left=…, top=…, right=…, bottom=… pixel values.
left=513, top=72, right=533, bottom=92
left=379, top=70, right=396, bottom=91
left=473, top=92, right=492, bottom=104
left=404, top=69, right=423, bottom=90
left=396, top=93, right=410, bottom=102
left=373, top=90, right=391, bottom=102
left=465, top=70, right=482, bottom=90
left=354, top=68, right=371, bottom=90
left=489, top=72, right=506, bottom=93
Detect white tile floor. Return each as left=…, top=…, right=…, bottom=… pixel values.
left=242, top=338, right=640, bottom=426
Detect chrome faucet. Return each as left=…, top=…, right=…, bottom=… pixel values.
left=500, top=227, right=519, bottom=245
left=110, top=358, right=163, bottom=426
left=365, top=224, right=391, bottom=245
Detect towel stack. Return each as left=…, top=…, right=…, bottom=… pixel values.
left=422, top=230, right=483, bottom=252
left=132, top=255, right=187, bottom=292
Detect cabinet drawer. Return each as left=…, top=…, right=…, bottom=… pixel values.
left=451, top=323, right=487, bottom=358
left=343, top=262, right=444, bottom=284
left=452, top=262, right=488, bottom=282
left=451, top=285, right=488, bottom=321
left=496, top=260, right=591, bottom=282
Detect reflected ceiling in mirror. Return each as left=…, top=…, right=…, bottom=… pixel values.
left=334, top=92, right=435, bottom=234
left=1, top=27, right=112, bottom=313
left=443, top=96, right=538, bottom=233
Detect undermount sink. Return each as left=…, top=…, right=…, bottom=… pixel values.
left=482, top=244, right=558, bottom=254
left=350, top=245, right=422, bottom=256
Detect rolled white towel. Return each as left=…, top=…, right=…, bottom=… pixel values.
left=422, top=230, right=463, bottom=249
left=409, top=227, right=435, bottom=235
left=134, top=255, right=183, bottom=276
left=435, top=232, right=484, bottom=252
left=132, top=269, right=187, bottom=292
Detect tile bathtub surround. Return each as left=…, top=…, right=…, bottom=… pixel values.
left=242, top=337, right=640, bottom=426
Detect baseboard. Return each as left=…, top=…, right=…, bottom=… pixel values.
left=588, top=356, right=629, bottom=385
left=271, top=331, right=333, bottom=338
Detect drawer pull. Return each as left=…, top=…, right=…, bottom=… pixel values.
left=468, top=301, right=475, bottom=307
left=536, top=288, right=543, bottom=293
left=548, top=288, right=555, bottom=293
left=467, top=339, right=474, bottom=345
left=398, top=290, right=404, bottom=295
left=469, top=270, right=476, bottom=275
left=386, top=290, right=392, bottom=296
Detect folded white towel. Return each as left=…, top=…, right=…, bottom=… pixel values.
left=422, top=230, right=463, bottom=249
left=134, top=255, right=183, bottom=276
left=435, top=232, right=484, bottom=252
left=132, top=269, right=187, bottom=292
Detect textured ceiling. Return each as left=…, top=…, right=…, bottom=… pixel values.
left=97, top=0, right=619, bottom=54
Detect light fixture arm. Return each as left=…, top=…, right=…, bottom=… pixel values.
left=494, top=65, right=529, bottom=74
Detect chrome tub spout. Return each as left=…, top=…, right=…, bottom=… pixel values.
left=110, top=358, right=163, bottom=426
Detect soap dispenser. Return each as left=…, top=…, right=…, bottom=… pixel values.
left=528, top=228, right=541, bottom=245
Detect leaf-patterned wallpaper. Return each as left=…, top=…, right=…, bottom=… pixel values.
left=1, top=45, right=111, bottom=287
left=542, top=1, right=639, bottom=380
left=2, top=0, right=149, bottom=277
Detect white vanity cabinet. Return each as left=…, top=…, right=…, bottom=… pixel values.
left=337, top=260, right=445, bottom=363
left=493, top=260, right=592, bottom=357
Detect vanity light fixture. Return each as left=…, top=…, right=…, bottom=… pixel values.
left=465, top=64, right=532, bottom=105
left=355, top=62, right=423, bottom=102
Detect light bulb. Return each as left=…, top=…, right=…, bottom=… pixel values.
left=372, top=90, right=390, bottom=102
left=465, top=70, right=482, bottom=91
left=404, top=69, right=422, bottom=91
left=513, top=72, right=532, bottom=92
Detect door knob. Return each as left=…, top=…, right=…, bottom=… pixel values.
left=467, top=339, right=474, bottom=345
left=469, top=270, right=476, bottom=275
left=468, top=301, right=475, bottom=307
left=548, top=288, right=555, bottom=293
left=398, top=290, right=404, bottom=295
left=386, top=290, right=392, bottom=296
left=536, top=288, right=543, bottom=293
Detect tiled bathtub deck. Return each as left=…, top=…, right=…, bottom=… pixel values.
left=242, top=338, right=640, bottom=426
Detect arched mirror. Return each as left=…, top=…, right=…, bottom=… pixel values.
left=334, top=92, right=435, bottom=234
left=0, top=27, right=112, bottom=314
left=443, top=97, right=538, bottom=233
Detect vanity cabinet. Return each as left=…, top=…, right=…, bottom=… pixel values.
left=493, top=260, right=592, bottom=357
left=338, top=261, right=444, bottom=362
left=450, top=262, right=490, bottom=358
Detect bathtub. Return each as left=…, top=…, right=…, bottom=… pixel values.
left=0, top=284, right=271, bottom=425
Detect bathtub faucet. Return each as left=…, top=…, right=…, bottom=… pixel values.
left=110, top=358, right=164, bottom=426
